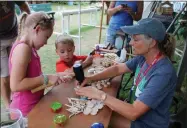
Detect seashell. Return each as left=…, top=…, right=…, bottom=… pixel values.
left=88, top=68, right=95, bottom=74
left=63, top=75, right=73, bottom=79
left=90, top=108, right=98, bottom=115
left=95, top=103, right=104, bottom=109
left=87, top=101, right=94, bottom=108
left=83, top=107, right=92, bottom=115
left=103, top=84, right=108, bottom=88
left=91, top=99, right=97, bottom=104
left=96, top=83, right=102, bottom=90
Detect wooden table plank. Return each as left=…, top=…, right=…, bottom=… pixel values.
left=28, top=57, right=122, bottom=128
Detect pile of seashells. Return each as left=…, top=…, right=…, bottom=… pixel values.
left=87, top=66, right=111, bottom=89
left=100, top=53, right=117, bottom=67
left=89, top=79, right=110, bottom=90
left=65, top=98, right=104, bottom=118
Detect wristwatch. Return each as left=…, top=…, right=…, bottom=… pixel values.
left=100, top=92, right=107, bottom=102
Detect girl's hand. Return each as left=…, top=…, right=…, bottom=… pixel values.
left=57, top=72, right=74, bottom=83
left=47, top=75, right=62, bottom=86
left=60, top=75, right=73, bottom=83
left=75, top=86, right=104, bottom=100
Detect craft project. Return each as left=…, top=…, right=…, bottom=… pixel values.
left=53, top=114, right=67, bottom=126
left=90, top=79, right=110, bottom=90
left=100, top=53, right=117, bottom=67
left=87, top=66, right=111, bottom=89
left=65, top=98, right=104, bottom=118
left=51, top=102, right=62, bottom=113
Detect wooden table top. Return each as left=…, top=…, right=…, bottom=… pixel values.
left=28, top=57, right=122, bottom=128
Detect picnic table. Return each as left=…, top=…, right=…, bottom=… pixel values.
left=28, top=57, right=122, bottom=128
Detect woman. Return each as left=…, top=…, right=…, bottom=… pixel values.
left=105, top=1, right=143, bottom=50
left=75, top=18, right=177, bottom=128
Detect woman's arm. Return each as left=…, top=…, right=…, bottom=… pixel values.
left=107, top=2, right=123, bottom=16
left=10, top=44, right=44, bottom=92
left=86, top=63, right=131, bottom=83
left=104, top=95, right=150, bottom=121
left=75, top=86, right=150, bottom=121
left=129, top=1, right=144, bottom=21
left=16, top=2, right=31, bottom=14
left=82, top=55, right=93, bottom=69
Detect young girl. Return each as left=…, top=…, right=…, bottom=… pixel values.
left=55, top=34, right=93, bottom=73
left=9, top=12, right=63, bottom=116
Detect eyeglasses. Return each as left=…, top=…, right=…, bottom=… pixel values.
left=33, top=17, right=54, bottom=29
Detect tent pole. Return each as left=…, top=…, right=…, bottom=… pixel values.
left=78, top=1, right=81, bottom=55
left=98, top=1, right=104, bottom=44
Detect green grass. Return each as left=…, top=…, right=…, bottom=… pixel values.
left=70, top=26, right=95, bottom=35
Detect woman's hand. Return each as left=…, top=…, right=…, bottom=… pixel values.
left=84, top=55, right=93, bottom=66
left=123, top=6, right=133, bottom=15
left=47, top=75, right=62, bottom=86
left=79, top=77, right=92, bottom=87
left=75, top=86, right=104, bottom=100
left=87, top=55, right=93, bottom=64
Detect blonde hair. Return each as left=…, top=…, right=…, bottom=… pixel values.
left=17, top=12, right=54, bottom=40
left=55, top=34, right=74, bottom=49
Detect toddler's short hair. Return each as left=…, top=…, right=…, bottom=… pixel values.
left=55, top=33, right=74, bottom=49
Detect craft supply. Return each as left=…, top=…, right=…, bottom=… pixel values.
left=51, top=102, right=62, bottom=113
left=91, top=122, right=104, bottom=128
left=73, top=63, right=85, bottom=84
left=31, top=82, right=53, bottom=93
left=65, top=98, right=104, bottom=118
left=53, top=114, right=67, bottom=126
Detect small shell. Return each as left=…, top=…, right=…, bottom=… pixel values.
left=83, top=107, right=92, bottom=115
left=91, top=99, right=97, bottom=104
left=95, top=103, right=104, bottom=109
left=87, top=101, right=94, bottom=108
left=103, top=84, right=108, bottom=88
left=90, top=108, right=98, bottom=115
left=96, top=83, right=102, bottom=90
left=88, top=68, right=95, bottom=74
left=63, top=75, right=73, bottom=79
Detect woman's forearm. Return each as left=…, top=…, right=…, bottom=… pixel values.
left=132, top=1, right=143, bottom=21
left=89, top=64, right=125, bottom=82
left=104, top=94, right=138, bottom=121
left=107, top=7, right=120, bottom=16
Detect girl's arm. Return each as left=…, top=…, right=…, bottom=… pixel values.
left=107, top=2, right=123, bottom=16
left=10, top=44, right=44, bottom=92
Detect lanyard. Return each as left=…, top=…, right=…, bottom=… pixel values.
left=135, top=52, right=162, bottom=86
